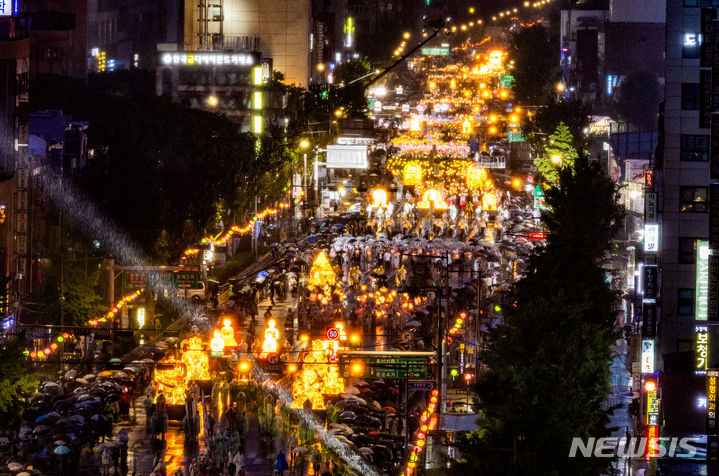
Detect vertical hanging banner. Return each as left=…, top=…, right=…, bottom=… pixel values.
left=643, top=266, right=658, bottom=302
left=697, top=325, right=710, bottom=374
left=711, top=254, right=719, bottom=321
left=645, top=192, right=658, bottom=222
left=641, top=339, right=655, bottom=373
left=702, top=9, right=716, bottom=68
left=708, top=370, right=718, bottom=435
left=698, top=241, right=711, bottom=321
left=643, top=303, right=657, bottom=338
left=702, top=69, right=712, bottom=129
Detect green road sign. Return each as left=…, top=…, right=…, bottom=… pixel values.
left=508, top=130, right=525, bottom=142
left=534, top=185, right=547, bottom=209
left=174, top=270, right=199, bottom=289
left=500, top=74, right=515, bottom=89
left=421, top=47, right=450, bottom=56
left=367, top=357, right=428, bottom=379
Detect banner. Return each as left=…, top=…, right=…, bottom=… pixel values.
left=711, top=254, right=719, bottom=321
left=642, top=302, right=657, bottom=338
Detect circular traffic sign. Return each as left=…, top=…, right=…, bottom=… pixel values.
left=326, top=327, right=340, bottom=340
left=400, top=330, right=413, bottom=343
left=268, top=353, right=281, bottom=365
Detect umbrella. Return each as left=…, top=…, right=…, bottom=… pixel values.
left=109, top=358, right=122, bottom=364
left=82, top=374, right=95, bottom=381
left=53, top=445, right=70, bottom=455
left=97, top=371, right=113, bottom=377
left=65, top=370, right=77, bottom=380
left=33, top=425, right=50, bottom=433
left=43, top=382, right=60, bottom=388
left=54, top=440, right=67, bottom=446
left=7, top=462, right=23, bottom=471
left=91, top=414, right=107, bottom=421
left=382, top=406, right=397, bottom=413
left=340, top=411, right=357, bottom=419
left=17, top=472, right=31, bottom=476
left=358, top=447, right=374, bottom=455
left=69, top=414, right=85, bottom=423
left=291, top=446, right=309, bottom=453
left=75, top=378, right=88, bottom=385
left=306, top=237, right=318, bottom=243
left=344, top=386, right=360, bottom=395
left=123, top=367, right=140, bottom=373
left=405, top=320, right=421, bottom=327
left=112, top=371, right=128, bottom=379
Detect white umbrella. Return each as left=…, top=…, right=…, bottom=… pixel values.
left=343, top=385, right=360, bottom=395
left=65, top=370, right=77, bottom=380
left=7, top=462, right=23, bottom=471
left=83, top=374, right=95, bottom=381
left=43, top=382, right=59, bottom=387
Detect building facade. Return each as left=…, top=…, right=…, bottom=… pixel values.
left=183, top=0, right=310, bottom=87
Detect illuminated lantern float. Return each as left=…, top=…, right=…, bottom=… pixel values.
left=291, top=338, right=344, bottom=409
left=402, top=161, right=422, bottom=187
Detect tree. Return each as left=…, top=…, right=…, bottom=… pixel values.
left=450, top=154, right=624, bottom=476
left=533, top=122, right=578, bottom=184
left=507, top=24, right=560, bottom=105
left=523, top=97, right=592, bottom=153
left=613, top=71, right=662, bottom=127
left=0, top=335, right=36, bottom=431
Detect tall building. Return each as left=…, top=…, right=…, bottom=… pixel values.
left=654, top=0, right=715, bottom=439
left=183, top=0, right=311, bottom=87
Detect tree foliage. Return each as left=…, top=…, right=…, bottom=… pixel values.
left=612, top=71, right=661, bottom=127
left=451, top=154, right=624, bottom=476
left=533, top=122, right=578, bottom=184
left=0, top=335, right=36, bottom=428
left=507, top=24, right=560, bottom=105
left=523, top=97, right=592, bottom=153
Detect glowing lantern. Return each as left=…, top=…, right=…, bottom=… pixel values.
left=403, top=161, right=422, bottom=186
left=417, top=189, right=448, bottom=210
left=462, top=119, right=472, bottom=135
left=466, top=164, right=488, bottom=190
left=409, top=118, right=422, bottom=132
left=308, top=251, right=336, bottom=288
left=262, top=319, right=279, bottom=353
left=210, top=330, right=225, bottom=353
left=482, top=192, right=498, bottom=211
left=292, top=339, right=344, bottom=409
left=372, top=188, right=388, bottom=208
left=220, top=319, right=238, bottom=348
left=488, top=50, right=503, bottom=68
left=181, top=336, right=211, bottom=381
left=37, top=350, right=44, bottom=358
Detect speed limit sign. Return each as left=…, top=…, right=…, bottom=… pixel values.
left=326, top=327, right=340, bottom=340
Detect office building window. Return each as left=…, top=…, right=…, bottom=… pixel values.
left=680, top=186, right=708, bottom=212
left=681, top=83, right=701, bottom=110
left=679, top=237, right=703, bottom=264
left=678, top=288, right=695, bottom=315
left=680, top=134, right=710, bottom=161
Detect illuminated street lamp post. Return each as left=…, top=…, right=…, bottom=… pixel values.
left=299, top=139, right=310, bottom=226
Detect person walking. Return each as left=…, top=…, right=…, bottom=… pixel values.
left=274, top=449, right=289, bottom=476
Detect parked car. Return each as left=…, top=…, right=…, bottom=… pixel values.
left=177, top=280, right=207, bottom=303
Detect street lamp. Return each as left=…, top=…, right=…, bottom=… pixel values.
left=207, top=95, right=219, bottom=107
left=556, top=82, right=566, bottom=93
left=551, top=155, right=562, bottom=166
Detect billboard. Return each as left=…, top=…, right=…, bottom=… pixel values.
left=0, top=0, right=13, bottom=16
left=326, top=145, right=368, bottom=169
left=641, top=339, right=655, bottom=373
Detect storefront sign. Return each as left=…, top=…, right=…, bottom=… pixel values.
left=643, top=265, right=658, bottom=302
left=697, top=325, right=709, bottom=374
left=645, top=425, right=659, bottom=461
left=647, top=390, right=659, bottom=426
left=0, top=0, right=13, bottom=16
left=641, top=339, right=655, bottom=373
left=533, top=185, right=546, bottom=209
left=698, top=241, right=710, bottom=320
left=645, top=192, right=658, bottom=222
left=642, top=303, right=657, bottom=338
left=160, top=52, right=255, bottom=67
left=701, top=9, right=716, bottom=68
left=708, top=370, right=718, bottom=435
left=644, top=224, right=659, bottom=252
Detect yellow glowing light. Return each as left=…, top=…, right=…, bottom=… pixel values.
left=482, top=192, right=498, bottom=211
left=210, top=330, right=225, bottom=353
left=239, top=361, right=250, bottom=372
left=372, top=188, right=388, bottom=208
left=429, top=81, right=436, bottom=89
left=556, top=82, right=566, bottom=92
left=262, top=319, right=279, bottom=353
left=317, top=63, right=325, bottom=71
left=462, top=119, right=473, bottom=135
left=482, top=90, right=491, bottom=99
left=287, top=363, right=297, bottom=373
left=489, top=126, right=498, bottom=134
left=409, top=118, right=422, bottom=132
left=300, top=333, right=310, bottom=342
left=181, top=336, right=211, bottom=381
left=292, top=339, right=344, bottom=409
left=510, top=114, right=519, bottom=123
left=221, top=319, right=238, bottom=348
left=466, top=164, right=488, bottom=189
left=403, top=161, right=423, bottom=186
left=551, top=155, right=562, bottom=165
left=417, top=189, right=449, bottom=210
left=499, top=89, right=509, bottom=99
left=207, top=95, right=219, bottom=107
left=489, top=114, right=498, bottom=123
left=403, top=32, right=411, bottom=39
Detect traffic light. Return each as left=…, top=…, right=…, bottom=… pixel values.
left=321, top=88, right=329, bottom=100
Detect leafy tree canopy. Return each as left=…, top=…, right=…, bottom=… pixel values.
left=450, top=153, right=623, bottom=476
left=523, top=97, right=592, bottom=153
left=0, top=335, right=36, bottom=429
left=534, top=122, right=578, bottom=185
